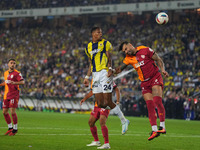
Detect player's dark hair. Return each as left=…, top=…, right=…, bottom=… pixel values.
left=8, top=58, right=16, bottom=63
left=91, top=26, right=101, bottom=34
left=118, top=41, right=129, bottom=51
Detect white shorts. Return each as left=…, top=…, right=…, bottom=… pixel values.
left=92, top=69, right=113, bottom=94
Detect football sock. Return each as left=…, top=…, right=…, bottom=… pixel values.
left=153, top=96, right=165, bottom=122
left=101, top=126, right=109, bottom=144
left=112, top=105, right=126, bottom=124
left=160, top=122, right=165, bottom=129
left=146, top=100, right=157, bottom=127
left=90, top=126, right=99, bottom=141
left=4, top=113, right=12, bottom=125
left=11, top=113, right=18, bottom=130
left=13, top=124, right=18, bottom=130
left=152, top=125, right=158, bottom=132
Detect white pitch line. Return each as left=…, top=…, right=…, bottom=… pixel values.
left=2, top=133, right=199, bottom=138
left=1, top=127, right=200, bottom=138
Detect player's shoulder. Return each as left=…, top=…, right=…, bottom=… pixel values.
left=136, top=45, right=149, bottom=51
left=86, top=41, right=92, bottom=47
left=13, top=69, right=21, bottom=75
left=4, top=70, right=9, bottom=75
left=137, top=46, right=154, bottom=54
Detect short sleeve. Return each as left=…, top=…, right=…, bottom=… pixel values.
left=106, top=41, right=113, bottom=51
left=85, top=45, right=90, bottom=58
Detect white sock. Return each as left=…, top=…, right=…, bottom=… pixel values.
left=112, top=105, right=126, bottom=124
left=8, top=123, right=12, bottom=128
left=160, top=122, right=165, bottom=129
left=152, top=125, right=158, bottom=132
left=13, top=124, right=17, bottom=130
left=105, top=106, right=111, bottom=110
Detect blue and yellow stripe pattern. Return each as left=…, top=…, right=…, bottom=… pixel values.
left=85, top=39, right=112, bottom=72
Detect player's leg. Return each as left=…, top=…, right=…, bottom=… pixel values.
left=9, top=107, right=18, bottom=136
left=143, top=93, right=159, bottom=141
left=98, top=112, right=110, bottom=149
left=87, top=108, right=101, bottom=147
left=3, top=99, right=13, bottom=135
left=103, top=92, right=129, bottom=135
left=152, top=85, right=166, bottom=134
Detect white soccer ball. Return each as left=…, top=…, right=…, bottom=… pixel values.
left=156, top=12, right=169, bottom=25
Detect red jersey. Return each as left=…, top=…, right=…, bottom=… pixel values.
left=123, top=46, right=159, bottom=81
left=4, top=69, right=24, bottom=99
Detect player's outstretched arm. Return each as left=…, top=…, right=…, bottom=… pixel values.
left=152, top=52, right=169, bottom=77
left=80, top=90, right=93, bottom=105
left=0, top=82, right=5, bottom=86
left=115, top=63, right=128, bottom=74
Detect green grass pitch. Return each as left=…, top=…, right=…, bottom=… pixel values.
left=0, top=110, right=200, bottom=150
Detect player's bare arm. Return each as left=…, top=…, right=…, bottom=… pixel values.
left=10, top=80, right=25, bottom=85
left=84, top=59, right=92, bottom=87
left=0, top=81, right=5, bottom=86
left=80, top=90, right=93, bottom=105
left=152, top=52, right=169, bottom=77
left=115, top=63, right=128, bottom=74
left=106, top=51, right=113, bottom=77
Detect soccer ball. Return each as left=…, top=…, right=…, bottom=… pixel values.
left=156, top=12, right=169, bottom=25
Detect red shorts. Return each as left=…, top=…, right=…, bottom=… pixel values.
left=91, top=106, right=110, bottom=119
left=141, top=72, right=163, bottom=95
left=3, top=97, right=19, bottom=108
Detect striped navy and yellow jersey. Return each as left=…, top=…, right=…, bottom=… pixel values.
left=85, top=39, right=113, bottom=72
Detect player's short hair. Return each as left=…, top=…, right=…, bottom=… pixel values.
left=91, top=26, right=101, bottom=34
left=118, top=41, right=129, bottom=51
left=8, top=58, right=16, bottom=63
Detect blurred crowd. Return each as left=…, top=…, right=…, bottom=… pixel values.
left=0, top=12, right=199, bottom=120
left=0, top=0, right=177, bottom=10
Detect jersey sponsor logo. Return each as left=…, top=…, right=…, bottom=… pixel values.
left=141, top=55, right=145, bottom=59
left=90, top=48, right=101, bottom=55
left=135, top=60, right=145, bottom=68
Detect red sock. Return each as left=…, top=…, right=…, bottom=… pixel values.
left=101, top=126, right=109, bottom=144
left=146, top=100, right=157, bottom=126
left=11, top=113, right=18, bottom=124
left=90, top=126, right=99, bottom=141
left=4, top=113, right=11, bottom=124
left=153, top=96, right=165, bottom=122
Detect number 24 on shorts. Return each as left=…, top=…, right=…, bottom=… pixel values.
left=103, top=84, right=111, bottom=90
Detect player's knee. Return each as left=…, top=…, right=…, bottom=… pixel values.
left=88, top=120, right=95, bottom=127
left=3, top=111, right=8, bottom=115
left=99, top=119, right=106, bottom=127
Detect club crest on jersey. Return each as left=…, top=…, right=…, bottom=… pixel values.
left=11, top=75, right=14, bottom=78
left=99, top=43, right=103, bottom=46
left=141, top=55, right=145, bottom=59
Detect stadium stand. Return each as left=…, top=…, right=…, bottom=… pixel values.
left=0, top=5, right=199, bottom=120
left=0, top=0, right=179, bottom=10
